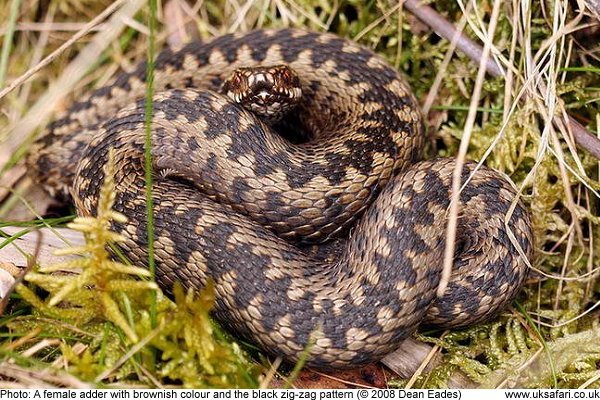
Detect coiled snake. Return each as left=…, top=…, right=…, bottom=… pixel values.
left=28, top=29, right=534, bottom=369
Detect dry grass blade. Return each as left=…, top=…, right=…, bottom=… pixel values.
left=438, top=0, right=503, bottom=298
left=164, top=0, right=200, bottom=47
left=0, top=0, right=125, bottom=102
left=403, top=341, right=441, bottom=389
left=421, top=2, right=473, bottom=115
left=93, top=324, right=164, bottom=383
left=405, top=0, right=600, bottom=159
left=0, top=362, right=92, bottom=388
left=0, top=0, right=145, bottom=167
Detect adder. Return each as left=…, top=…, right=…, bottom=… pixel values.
left=27, top=29, right=534, bottom=369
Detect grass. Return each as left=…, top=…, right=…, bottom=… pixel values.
left=0, top=0, right=599, bottom=389
left=0, top=0, right=21, bottom=89
left=144, top=0, right=158, bottom=336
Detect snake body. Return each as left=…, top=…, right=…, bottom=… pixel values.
left=28, top=29, right=534, bottom=368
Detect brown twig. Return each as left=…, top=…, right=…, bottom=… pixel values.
left=404, top=0, right=600, bottom=160
left=404, top=0, right=505, bottom=77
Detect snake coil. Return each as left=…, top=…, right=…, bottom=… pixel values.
left=28, top=29, right=534, bottom=368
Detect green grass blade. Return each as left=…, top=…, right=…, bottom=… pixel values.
left=0, top=0, right=21, bottom=89
left=144, top=0, right=158, bottom=330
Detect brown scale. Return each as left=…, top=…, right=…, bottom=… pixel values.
left=28, top=29, right=534, bottom=369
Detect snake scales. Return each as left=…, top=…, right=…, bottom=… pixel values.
left=27, top=29, right=534, bottom=369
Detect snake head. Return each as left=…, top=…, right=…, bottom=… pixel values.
left=222, top=65, right=302, bottom=123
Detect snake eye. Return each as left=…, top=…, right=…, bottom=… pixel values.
left=222, top=70, right=249, bottom=101
left=222, top=65, right=302, bottom=123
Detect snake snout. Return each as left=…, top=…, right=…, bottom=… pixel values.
left=222, top=64, right=302, bottom=122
